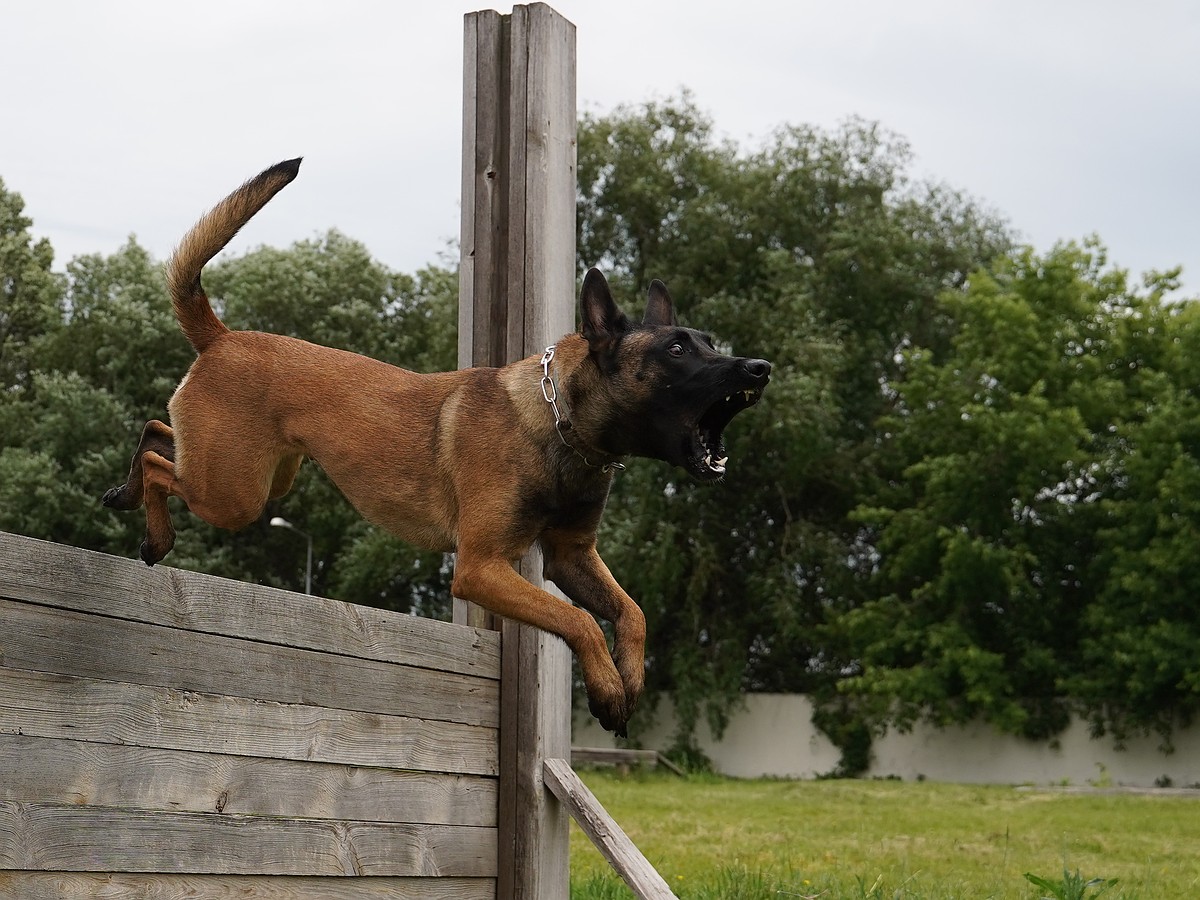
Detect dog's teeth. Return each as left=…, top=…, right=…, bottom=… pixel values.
left=715, top=456, right=728, bottom=467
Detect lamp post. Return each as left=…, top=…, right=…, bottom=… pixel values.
left=269, top=516, right=312, bottom=595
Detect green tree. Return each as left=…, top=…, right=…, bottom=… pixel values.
left=842, top=243, right=1193, bottom=763
left=576, top=96, right=1011, bottom=751
left=1071, top=272, right=1200, bottom=746
left=0, top=177, right=64, bottom=393
left=40, top=239, right=193, bottom=417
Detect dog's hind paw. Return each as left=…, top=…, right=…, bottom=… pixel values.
left=101, top=485, right=125, bottom=507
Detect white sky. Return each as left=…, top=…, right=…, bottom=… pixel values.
left=4, top=1, right=1198, bottom=294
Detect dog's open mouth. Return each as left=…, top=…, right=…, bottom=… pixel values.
left=688, top=387, right=765, bottom=480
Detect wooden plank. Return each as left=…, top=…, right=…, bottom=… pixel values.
left=570, top=747, right=686, bottom=776
left=0, top=598, right=498, bottom=728
left=520, top=1, right=578, bottom=347
left=570, top=747, right=659, bottom=766
left=503, top=4, right=529, bottom=367
left=0, top=802, right=496, bottom=877
left=454, top=7, right=503, bottom=633
left=0, top=667, right=498, bottom=776
left=0, top=734, right=497, bottom=827
left=492, top=7, right=578, bottom=899
left=543, top=758, right=677, bottom=900
left=466, top=8, right=508, bottom=374
left=0, top=872, right=496, bottom=900
left=0, top=531, right=500, bottom=679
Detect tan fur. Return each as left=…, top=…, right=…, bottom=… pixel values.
left=105, top=160, right=647, bottom=732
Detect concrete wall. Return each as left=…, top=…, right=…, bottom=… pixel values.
left=572, top=693, right=1200, bottom=788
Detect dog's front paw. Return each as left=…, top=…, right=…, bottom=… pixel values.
left=587, top=691, right=629, bottom=738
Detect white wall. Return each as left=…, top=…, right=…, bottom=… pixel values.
left=572, top=693, right=1200, bottom=787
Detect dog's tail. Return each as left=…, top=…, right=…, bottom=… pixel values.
left=166, top=158, right=302, bottom=352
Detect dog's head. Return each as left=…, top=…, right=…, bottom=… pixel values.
left=577, top=268, right=771, bottom=482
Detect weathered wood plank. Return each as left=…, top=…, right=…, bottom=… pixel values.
left=0, top=667, right=498, bottom=776
left=476, top=6, right=579, bottom=898
left=0, top=872, right=496, bottom=900
left=0, top=597, right=498, bottom=728
left=570, top=747, right=686, bottom=776
left=0, top=531, right=500, bottom=679
left=455, top=7, right=505, bottom=633
left=520, top=1, right=578, bottom=348
left=543, top=758, right=677, bottom=900
left=0, top=802, right=496, bottom=876
left=0, top=734, right=497, bottom=827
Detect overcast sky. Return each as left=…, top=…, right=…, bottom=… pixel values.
left=4, top=1, right=1198, bottom=295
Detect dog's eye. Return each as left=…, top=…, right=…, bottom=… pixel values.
left=668, top=343, right=684, bottom=358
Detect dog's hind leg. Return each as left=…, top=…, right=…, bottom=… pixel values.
left=101, top=420, right=175, bottom=511
left=540, top=530, right=647, bottom=717
left=138, top=449, right=183, bottom=565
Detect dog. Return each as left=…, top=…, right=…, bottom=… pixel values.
left=102, top=159, right=771, bottom=734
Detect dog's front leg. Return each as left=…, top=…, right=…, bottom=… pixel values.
left=451, top=550, right=630, bottom=735
left=540, top=529, right=646, bottom=721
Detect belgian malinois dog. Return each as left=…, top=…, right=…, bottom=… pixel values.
left=103, top=159, right=771, bottom=734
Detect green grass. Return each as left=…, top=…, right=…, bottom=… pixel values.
left=568, top=770, right=1200, bottom=898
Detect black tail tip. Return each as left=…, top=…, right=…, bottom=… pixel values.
left=268, top=157, right=303, bottom=182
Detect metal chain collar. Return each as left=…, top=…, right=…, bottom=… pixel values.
left=539, top=345, right=626, bottom=474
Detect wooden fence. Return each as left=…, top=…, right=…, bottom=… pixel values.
left=0, top=530, right=502, bottom=898
left=0, top=7, right=679, bottom=897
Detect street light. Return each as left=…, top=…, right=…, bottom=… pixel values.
left=269, top=516, right=312, bottom=595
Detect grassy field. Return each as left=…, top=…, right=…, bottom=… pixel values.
left=569, top=770, right=1200, bottom=898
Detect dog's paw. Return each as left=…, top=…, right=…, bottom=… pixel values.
left=101, top=485, right=129, bottom=509
left=138, top=541, right=159, bottom=567
left=588, top=693, right=629, bottom=737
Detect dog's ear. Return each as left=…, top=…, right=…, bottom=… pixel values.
left=643, top=279, right=677, bottom=327
left=580, top=268, right=629, bottom=350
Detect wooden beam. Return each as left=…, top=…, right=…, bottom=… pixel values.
left=2, top=666, right=498, bottom=776
left=0, top=801, right=495, bottom=877
left=570, top=746, right=686, bottom=777
left=543, top=759, right=678, bottom=900
left=458, top=4, right=577, bottom=897
left=0, top=597, right=498, bottom=728
left=0, top=873, right=496, bottom=900
left=0, top=734, right=498, bottom=827
left=0, top=531, right=500, bottom=679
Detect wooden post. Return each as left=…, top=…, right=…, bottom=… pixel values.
left=457, top=4, right=576, bottom=897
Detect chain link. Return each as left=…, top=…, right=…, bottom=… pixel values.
left=539, top=345, right=625, bottom=474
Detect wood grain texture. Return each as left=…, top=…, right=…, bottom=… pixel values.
left=543, top=758, right=676, bottom=900
left=0, top=734, right=497, bottom=827
left=0, top=666, right=498, bottom=776
left=462, top=6, right=579, bottom=898
left=0, top=597, right=498, bottom=728
left=0, top=802, right=496, bottom=876
left=0, top=531, right=500, bottom=679
left=0, top=872, right=496, bottom=900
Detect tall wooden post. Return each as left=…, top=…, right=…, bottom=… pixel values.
left=457, top=4, right=576, bottom=897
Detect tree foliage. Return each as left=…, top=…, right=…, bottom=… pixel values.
left=845, top=244, right=1199, bottom=758
left=578, top=98, right=1012, bottom=750
left=3, top=95, right=1198, bottom=770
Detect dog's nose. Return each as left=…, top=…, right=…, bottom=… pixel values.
left=743, top=358, right=772, bottom=381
